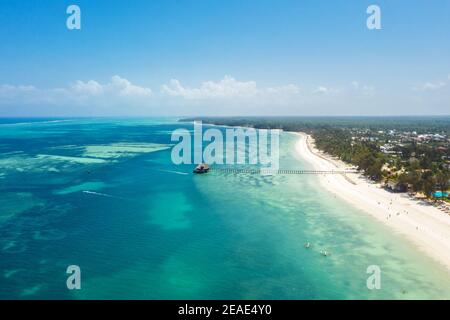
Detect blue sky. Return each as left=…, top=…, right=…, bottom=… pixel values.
left=0, top=0, right=449, bottom=116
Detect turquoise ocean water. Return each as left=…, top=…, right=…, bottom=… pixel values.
left=0, top=118, right=449, bottom=299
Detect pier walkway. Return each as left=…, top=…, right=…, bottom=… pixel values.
left=209, top=168, right=359, bottom=175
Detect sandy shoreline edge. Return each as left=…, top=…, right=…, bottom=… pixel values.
left=294, top=132, right=450, bottom=272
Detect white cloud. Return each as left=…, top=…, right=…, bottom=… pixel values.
left=161, top=75, right=299, bottom=100
left=71, top=80, right=104, bottom=95
left=0, top=84, right=37, bottom=95
left=110, top=75, right=152, bottom=97
left=309, top=82, right=375, bottom=101
left=1, top=76, right=382, bottom=115
left=313, top=86, right=328, bottom=94
left=351, top=81, right=375, bottom=96
left=413, top=76, right=449, bottom=91
left=422, top=81, right=446, bottom=91
left=4, top=75, right=448, bottom=116
left=71, top=76, right=152, bottom=97
left=0, top=84, right=41, bottom=104
left=313, top=86, right=340, bottom=95
left=0, top=76, right=152, bottom=107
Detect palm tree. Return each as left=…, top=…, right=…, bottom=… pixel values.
left=423, top=176, right=436, bottom=201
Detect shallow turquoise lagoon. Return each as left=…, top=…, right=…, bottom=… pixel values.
left=0, top=118, right=449, bottom=299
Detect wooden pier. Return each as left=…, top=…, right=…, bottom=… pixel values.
left=208, top=168, right=358, bottom=175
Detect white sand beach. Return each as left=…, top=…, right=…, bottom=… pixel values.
left=295, top=132, right=450, bottom=271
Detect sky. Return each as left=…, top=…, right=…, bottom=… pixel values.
left=0, top=0, right=449, bottom=117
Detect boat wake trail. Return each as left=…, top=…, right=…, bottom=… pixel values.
left=158, top=169, right=189, bottom=175
left=0, top=119, right=73, bottom=127
left=82, top=190, right=127, bottom=200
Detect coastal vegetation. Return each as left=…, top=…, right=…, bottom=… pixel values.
left=181, top=116, right=450, bottom=200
